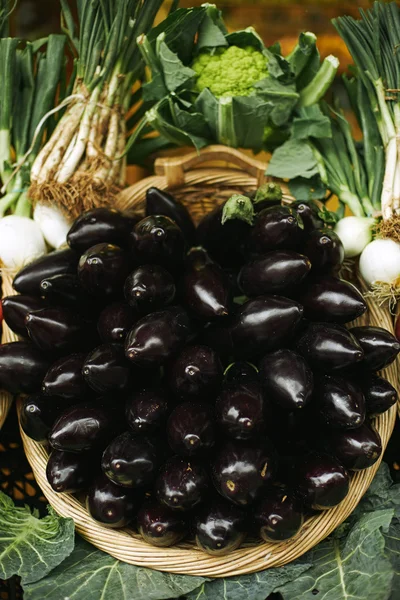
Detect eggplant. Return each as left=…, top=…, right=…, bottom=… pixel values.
left=138, top=501, right=188, bottom=546
left=167, top=401, right=215, bottom=456
left=183, top=247, right=232, bottom=319
left=97, top=302, right=137, bottom=344
left=212, top=441, right=275, bottom=506
left=130, top=215, right=185, bottom=272
left=0, top=341, right=50, bottom=394
left=125, top=306, right=193, bottom=368
left=168, top=344, right=223, bottom=401
left=291, top=200, right=324, bottom=232
left=13, top=248, right=79, bottom=295
left=295, top=322, right=364, bottom=371
left=124, top=265, right=175, bottom=313
left=325, top=423, right=382, bottom=471
left=2, top=295, right=46, bottom=337
left=46, top=450, right=95, bottom=493
left=224, top=361, right=259, bottom=384
left=83, top=344, right=133, bottom=394
left=49, top=403, right=115, bottom=453
left=25, top=306, right=91, bottom=354
left=78, top=243, right=131, bottom=297
left=255, top=486, right=304, bottom=542
left=294, top=454, right=350, bottom=509
left=102, top=431, right=160, bottom=488
left=298, top=276, right=367, bottom=324
left=39, top=274, right=93, bottom=314
left=200, top=321, right=235, bottom=363
left=215, top=381, right=265, bottom=440
left=67, top=207, right=133, bottom=252
left=196, top=204, right=250, bottom=268
left=314, top=375, right=366, bottom=429
left=146, top=187, right=196, bottom=244
left=238, top=250, right=311, bottom=296
left=360, top=374, right=398, bottom=416
left=249, top=205, right=304, bottom=253
left=195, top=501, right=247, bottom=555
left=20, top=393, right=66, bottom=443
left=259, top=349, right=313, bottom=411
left=349, top=326, right=400, bottom=371
left=303, top=228, right=344, bottom=274
left=42, top=353, right=90, bottom=399
left=230, top=296, right=304, bottom=359
left=126, top=388, right=169, bottom=434
left=156, top=456, right=209, bottom=511
left=87, top=473, right=137, bottom=527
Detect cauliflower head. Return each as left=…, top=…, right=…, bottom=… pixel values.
left=192, top=46, right=269, bottom=98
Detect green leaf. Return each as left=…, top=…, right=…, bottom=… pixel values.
left=0, top=492, right=75, bottom=584
left=24, top=537, right=208, bottom=600
left=194, top=87, right=219, bottom=140
left=267, top=139, right=319, bottom=179
left=146, top=103, right=209, bottom=151
left=158, top=40, right=197, bottom=93
left=277, top=509, right=395, bottom=600
left=196, top=8, right=228, bottom=51
left=292, top=106, right=332, bottom=140
left=384, top=513, right=400, bottom=599
left=231, top=95, right=273, bottom=150
left=254, top=78, right=299, bottom=126
left=225, top=27, right=264, bottom=52
left=186, top=559, right=312, bottom=600
left=288, top=175, right=326, bottom=201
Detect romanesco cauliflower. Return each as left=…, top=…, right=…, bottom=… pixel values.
left=192, top=46, right=269, bottom=98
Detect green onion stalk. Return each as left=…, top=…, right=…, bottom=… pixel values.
left=29, top=0, right=165, bottom=218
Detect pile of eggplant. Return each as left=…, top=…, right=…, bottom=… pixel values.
left=2, top=187, right=399, bottom=556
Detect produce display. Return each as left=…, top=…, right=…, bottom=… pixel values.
left=3, top=188, right=399, bottom=556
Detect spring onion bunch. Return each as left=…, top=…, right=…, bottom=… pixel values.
left=29, top=0, right=165, bottom=217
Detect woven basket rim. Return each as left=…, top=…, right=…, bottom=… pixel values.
left=7, top=145, right=400, bottom=576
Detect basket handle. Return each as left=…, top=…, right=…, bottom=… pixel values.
left=154, top=145, right=267, bottom=188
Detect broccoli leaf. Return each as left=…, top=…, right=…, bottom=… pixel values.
left=288, top=175, right=327, bottom=201
left=254, top=78, right=299, bottom=126
left=142, top=71, right=168, bottom=104
left=267, top=139, right=320, bottom=179
left=292, top=105, right=332, bottom=139
left=384, top=514, right=400, bottom=599
left=170, top=99, right=212, bottom=139
left=158, top=41, right=197, bottom=93
left=146, top=103, right=209, bottom=150
left=0, top=492, right=75, bottom=584
left=196, top=11, right=227, bottom=51
left=225, top=28, right=264, bottom=52
left=232, top=95, right=274, bottom=149
left=194, top=88, right=219, bottom=140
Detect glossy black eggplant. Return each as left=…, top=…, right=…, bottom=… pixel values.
left=230, top=296, right=303, bottom=358
left=39, top=274, right=93, bottom=313
left=83, top=344, right=132, bottom=394
left=146, top=187, right=196, bottom=244
left=349, top=326, right=400, bottom=371
left=255, top=486, right=304, bottom=542
left=183, top=247, right=232, bottom=319
left=49, top=403, right=115, bottom=453
left=314, top=375, right=366, bottom=429
left=0, top=341, right=50, bottom=394
left=298, top=276, right=367, bottom=324
left=294, top=454, right=350, bottom=510
left=13, top=248, right=78, bottom=295
left=67, top=207, right=133, bottom=252
left=102, top=431, right=160, bottom=488
left=249, top=205, right=304, bottom=253
left=20, top=393, right=65, bottom=443
left=360, top=374, right=398, bottom=416
left=291, top=200, right=325, bottom=232
left=125, top=306, right=193, bottom=368
left=215, top=381, right=265, bottom=440
left=303, top=228, right=344, bottom=273
left=78, top=243, right=131, bottom=297
left=295, top=322, right=364, bottom=371
left=25, top=306, right=90, bottom=354
left=259, top=349, right=313, bottom=411
left=42, top=353, right=89, bottom=399
left=168, top=345, right=223, bottom=401
left=224, top=361, right=259, bottom=384
left=2, top=295, right=46, bottom=337
left=167, top=402, right=215, bottom=456
left=137, top=501, right=188, bottom=547
left=195, top=501, right=247, bottom=555
left=46, top=450, right=94, bottom=493
left=325, top=423, right=382, bottom=471
left=196, top=204, right=250, bottom=268
left=97, top=302, right=137, bottom=344
left=238, top=250, right=311, bottom=296
left=156, top=456, right=209, bottom=511
left=212, top=441, right=275, bottom=506
left=126, top=388, right=169, bottom=434
left=124, top=265, right=175, bottom=313
left=130, top=215, right=185, bottom=272
left=87, top=473, right=137, bottom=527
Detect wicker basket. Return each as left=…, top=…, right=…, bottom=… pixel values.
left=16, top=145, right=399, bottom=577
